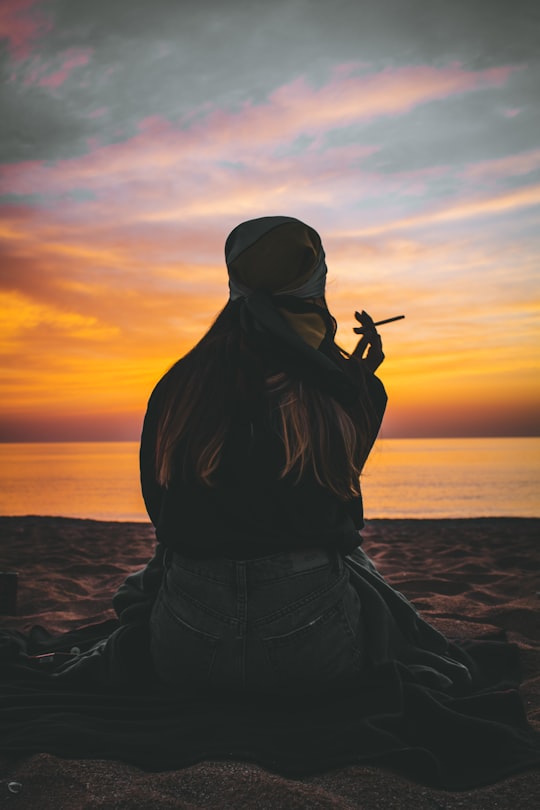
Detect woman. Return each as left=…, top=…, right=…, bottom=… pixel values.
left=140, top=215, right=470, bottom=694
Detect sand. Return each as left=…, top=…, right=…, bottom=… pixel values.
left=0, top=516, right=539, bottom=809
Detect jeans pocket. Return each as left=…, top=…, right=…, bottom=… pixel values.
left=150, top=592, right=219, bottom=687
left=261, top=600, right=359, bottom=688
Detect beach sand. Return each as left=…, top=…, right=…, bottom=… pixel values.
left=0, top=516, right=538, bottom=809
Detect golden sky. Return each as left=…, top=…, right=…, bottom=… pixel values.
left=1, top=0, right=539, bottom=440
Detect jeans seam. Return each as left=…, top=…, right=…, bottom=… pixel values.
left=261, top=601, right=346, bottom=642
left=169, top=566, right=227, bottom=585
left=159, top=597, right=221, bottom=642
left=236, top=562, right=248, bottom=687
left=249, top=564, right=334, bottom=585
left=252, top=571, right=348, bottom=627
left=164, top=584, right=237, bottom=625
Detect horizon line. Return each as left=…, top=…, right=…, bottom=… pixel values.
left=1, top=435, right=539, bottom=445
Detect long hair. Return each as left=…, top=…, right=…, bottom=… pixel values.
left=154, top=300, right=377, bottom=500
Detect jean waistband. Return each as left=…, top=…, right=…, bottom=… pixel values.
left=168, top=547, right=343, bottom=585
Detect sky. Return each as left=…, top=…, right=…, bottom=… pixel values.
left=1, top=0, right=539, bottom=441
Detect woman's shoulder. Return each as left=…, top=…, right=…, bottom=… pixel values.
left=147, top=354, right=190, bottom=402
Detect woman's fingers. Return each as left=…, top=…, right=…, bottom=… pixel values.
left=353, top=333, right=369, bottom=356
left=352, top=311, right=384, bottom=371
left=353, top=309, right=376, bottom=334
left=363, top=335, right=385, bottom=372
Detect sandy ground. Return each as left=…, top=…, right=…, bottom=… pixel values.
left=0, top=515, right=538, bottom=809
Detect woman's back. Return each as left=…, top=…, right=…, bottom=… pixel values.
left=145, top=215, right=386, bottom=690
left=140, top=348, right=386, bottom=559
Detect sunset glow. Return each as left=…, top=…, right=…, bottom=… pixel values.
left=1, top=0, right=539, bottom=441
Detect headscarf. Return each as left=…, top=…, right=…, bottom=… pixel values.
left=225, top=216, right=359, bottom=405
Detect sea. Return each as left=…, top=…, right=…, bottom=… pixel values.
left=0, top=438, right=538, bottom=522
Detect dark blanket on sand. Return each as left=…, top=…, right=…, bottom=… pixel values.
left=0, top=517, right=539, bottom=798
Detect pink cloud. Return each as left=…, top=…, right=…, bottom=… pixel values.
left=38, top=48, right=92, bottom=87
left=1, top=61, right=519, bottom=206
left=0, top=0, right=51, bottom=60
left=117, top=62, right=514, bottom=176
left=2, top=60, right=531, bottom=291
left=87, top=107, right=108, bottom=119
left=23, top=47, right=93, bottom=88
left=463, top=148, right=540, bottom=181
left=338, top=183, right=540, bottom=237
left=232, top=63, right=518, bottom=146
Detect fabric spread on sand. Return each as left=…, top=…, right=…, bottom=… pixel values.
left=1, top=545, right=539, bottom=790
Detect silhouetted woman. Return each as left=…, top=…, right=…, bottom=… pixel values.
left=140, top=216, right=471, bottom=693
left=1, top=216, right=537, bottom=788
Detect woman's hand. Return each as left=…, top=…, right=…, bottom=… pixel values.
left=352, top=310, right=385, bottom=372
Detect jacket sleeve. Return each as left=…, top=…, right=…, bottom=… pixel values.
left=365, top=370, right=387, bottom=449
left=345, top=353, right=388, bottom=456
left=341, top=365, right=387, bottom=534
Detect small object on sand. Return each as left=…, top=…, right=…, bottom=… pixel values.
left=30, top=652, right=74, bottom=666
left=0, top=572, right=18, bottom=615
left=8, top=782, right=22, bottom=794
left=31, top=653, right=57, bottom=666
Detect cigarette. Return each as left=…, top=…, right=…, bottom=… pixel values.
left=372, top=315, right=405, bottom=326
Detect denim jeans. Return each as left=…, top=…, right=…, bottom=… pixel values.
left=150, top=547, right=364, bottom=692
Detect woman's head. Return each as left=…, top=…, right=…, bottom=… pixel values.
left=225, top=216, right=326, bottom=300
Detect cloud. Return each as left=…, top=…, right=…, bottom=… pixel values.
left=0, top=0, right=51, bottom=60
left=23, top=47, right=93, bottom=88
left=462, top=147, right=540, bottom=180
left=0, top=61, right=517, bottom=208
left=337, top=183, right=540, bottom=237
left=0, top=289, right=119, bottom=351
left=2, top=0, right=538, bottom=171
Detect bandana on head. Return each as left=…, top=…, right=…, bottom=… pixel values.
left=226, top=216, right=328, bottom=348
left=225, top=216, right=359, bottom=405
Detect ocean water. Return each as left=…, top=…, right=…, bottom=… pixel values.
left=0, top=438, right=538, bottom=522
